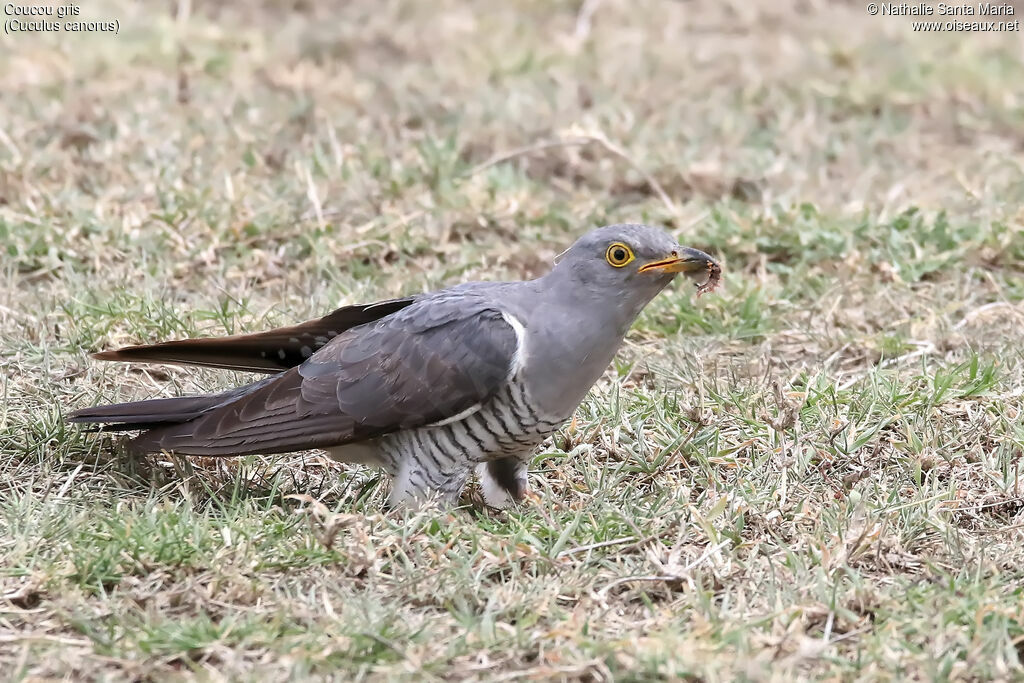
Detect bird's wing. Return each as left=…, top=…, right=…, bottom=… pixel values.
left=131, top=296, right=519, bottom=456
left=91, top=297, right=416, bottom=373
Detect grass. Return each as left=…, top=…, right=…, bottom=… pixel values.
left=2, top=0, right=1024, bottom=679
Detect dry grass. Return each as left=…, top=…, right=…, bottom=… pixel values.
left=2, top=0, right=1024, bottom=680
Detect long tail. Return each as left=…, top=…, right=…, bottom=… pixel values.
left=67, top=379, right=272, bottom=433
left=91, top=297, right=414, bottom=373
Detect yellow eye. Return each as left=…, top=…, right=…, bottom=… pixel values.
left=605, top=242, right=635, bottom=267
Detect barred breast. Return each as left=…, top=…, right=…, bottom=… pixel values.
left=377, top=376, right=567, bottom=503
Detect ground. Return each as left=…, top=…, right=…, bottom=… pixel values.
left=2, top=0, right=1024, bottom=680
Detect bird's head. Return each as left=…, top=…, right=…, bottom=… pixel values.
left=550, top=224, right=721, bottom=310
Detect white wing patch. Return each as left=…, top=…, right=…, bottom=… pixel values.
left=425, top=403, right=483, bottom=428
left=424, top=310, right=526, bottom=429
left=501, top=311, right=528, bottom=380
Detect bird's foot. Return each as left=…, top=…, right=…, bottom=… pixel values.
left=476, top=460, right=530, bottom=510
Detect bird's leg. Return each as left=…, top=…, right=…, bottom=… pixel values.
left=387, top=461, right=471, bottom=509
left=477, top=457, right=530, bottom=509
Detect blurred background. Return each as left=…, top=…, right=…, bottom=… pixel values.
left=2, top=1, right=1024, bottom=679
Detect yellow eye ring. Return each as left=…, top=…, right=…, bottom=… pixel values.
left=605, top=242, right=635, bottom=267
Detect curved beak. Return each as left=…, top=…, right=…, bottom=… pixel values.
left=638, top=246, right=722, bottom=296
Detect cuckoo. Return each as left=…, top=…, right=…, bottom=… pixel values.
left=69, top=224, right=721, bottom=508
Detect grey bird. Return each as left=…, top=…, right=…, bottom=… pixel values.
left=69, top=224, right=721, bottom=508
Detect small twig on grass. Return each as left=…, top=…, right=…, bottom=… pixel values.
left=0, top=633, right=91, bottom=646
left=557, top=533, right=662, bottom=558
left=876, top=490, right=1024, bottom=515
left=359, top=631, right=407, bottom=658
left=0, top=302, right=32, bottom=324
left=598, top=574, right=687, bottom=596
left=0, top=126, right=22, bottom=163
left=822, top=611, right=835, bottom=644
left=573, top=0, right=603, bottom=42
left=463, top=133, right=680, bottom=219
left=827, top=626, right=872, bottom=646
left=953, top=301, right=1024, bottom=330
left=836, top=340, right=937, bottom=392
left=974, top=520, right=1024, bottom=535
left=598, top=539, right=731, bottom=596
left=299, top=162, right=326, bottom=231
left=465, top=138, right=592, bottom=177
left=557, top=535, right=636, bottom=558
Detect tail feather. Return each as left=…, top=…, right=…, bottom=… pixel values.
left=68, top=395, right=222, bottom=432
left=91, top=297, right=415, bottom=373
left=68, top=394, right=229, bottom=432
left=68, top=378, right=273, bottom=434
